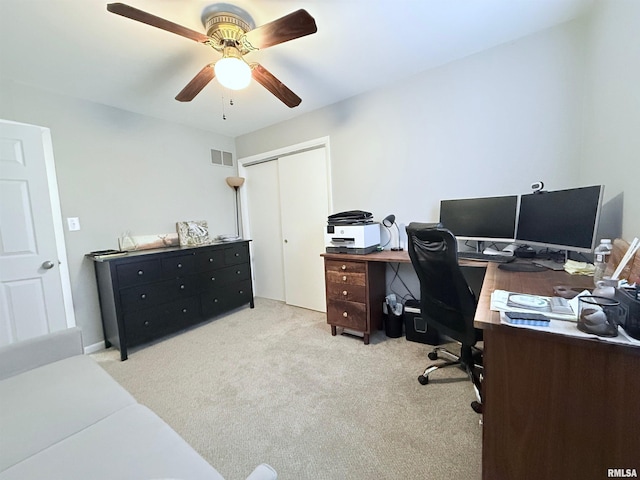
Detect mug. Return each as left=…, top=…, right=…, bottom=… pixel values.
left=593, top=277, right=617, bottom=298
left=577, top=295, right=623, bottom=337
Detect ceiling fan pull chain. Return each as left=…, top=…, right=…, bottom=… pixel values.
left=221, top=92, right=227, bottom=120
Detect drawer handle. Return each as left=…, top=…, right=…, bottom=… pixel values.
left=343, top=311, right=348, bottom=317
left=239, top=290, right=244, bottom=294
left=343, top=290, right=348, bottom=296
left=341, top=264, right=346, bottom=270
left=236, top=270, right=241, bottom=274
left=182, top=308, right=188, bottom=313
left=214, top=298, right=218, bottom=303
left=235, top=253, right=240, bottom=257
left=177, top=263, right=183, bottom=268
left=144, top=321, right=150, bottom=326
left=342, top=275, right=347, bottom=281
left=137, top=270, right=144, bottom=276
left=209, top=258, right=214, bottom=263
left=180, top=284, right=185, bottom=290
left=140, top=294, right=146, bottom=299
left=210, top=276, right=216, bottom=281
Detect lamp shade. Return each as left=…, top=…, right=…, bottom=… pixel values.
left=382, top=214, right=396, bottom=227
left=215, top=47, right=251, bottom=90
left=226, top=176, right=245, bottom=188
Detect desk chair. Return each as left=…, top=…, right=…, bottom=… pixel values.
left=406, top=223, right=483, bottom=413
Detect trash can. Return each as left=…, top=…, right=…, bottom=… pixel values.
left=384, top=294, right=404, bottom=338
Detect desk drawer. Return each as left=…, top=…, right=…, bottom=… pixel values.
left=327, top=300, right=367, bottom=331
left=325, top=260, right=365, bottom=274
left=326, top=283, right=366, bottom=303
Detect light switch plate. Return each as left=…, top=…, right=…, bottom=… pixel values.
left=67, top=217, right=81, bottom=231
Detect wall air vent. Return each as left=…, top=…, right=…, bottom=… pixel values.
left=211, top=149, right=234, bottom=167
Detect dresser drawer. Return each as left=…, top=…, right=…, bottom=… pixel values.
left=161, top=254, right=195, bottom=277
left=125, top=296, right=200, bottom=345
left=195, top=248, right=225, bottom=272
left=326, top=282, right=366, bottom=303
left=199, top=263, right=251, bottom=290
left=225, top=243, right=249, bottom=265
left=116, top=260, right=162, bottom=288
left=327, top=300, right=367, bottom=331
left=201, top=279, right=253, bottom=317
left=119, top=277, right=198, bottom=313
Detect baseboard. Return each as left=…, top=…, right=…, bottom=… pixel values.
left=83, top=340, right=106, bottom=355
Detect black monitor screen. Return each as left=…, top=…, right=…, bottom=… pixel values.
left=439, top=195, right=518, bottom=243
left=516, top=185, right=603, bottom=253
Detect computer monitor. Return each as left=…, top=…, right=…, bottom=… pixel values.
left=439, top=195, right=518, bottom=243
left=515, top=185, right=604, bottom=253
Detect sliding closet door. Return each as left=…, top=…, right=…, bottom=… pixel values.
left=245, top=161, right=285, bottom=302
left=244, top=146, right=329, bottom=312
left=278, top=148, right=329, bottom=312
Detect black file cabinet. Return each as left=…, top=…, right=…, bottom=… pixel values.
left=92, top=241, right=253, bottom=360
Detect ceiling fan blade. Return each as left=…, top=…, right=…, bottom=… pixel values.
left=252, top=64, right=301, bottom=108
left=175, top=64, right=215, bottom=102
left=107, top=3, right=210, bottom=44
left=243, top=9, right=317, bottom=50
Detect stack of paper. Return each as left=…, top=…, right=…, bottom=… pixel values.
left=564, top=260, right=595, bottom=275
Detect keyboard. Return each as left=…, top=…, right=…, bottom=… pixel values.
left=457, top=251, right=515, bottom=263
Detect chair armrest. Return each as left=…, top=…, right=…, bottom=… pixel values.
left=245, top=463, right=277, bottom=480
left=0, top=327, right=83, bottom=380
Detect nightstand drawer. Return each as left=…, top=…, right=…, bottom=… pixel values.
left=327, top=300, right=367, bottom=331
left=326, top=283, right=366, bottom=303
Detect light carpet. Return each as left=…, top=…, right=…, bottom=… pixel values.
left=92, top=297, right=482, bottom=480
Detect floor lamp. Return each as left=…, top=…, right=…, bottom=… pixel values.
left=226, top=176, right=245, bottom=237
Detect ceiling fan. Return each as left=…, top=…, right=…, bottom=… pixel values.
left=106, top=3, right=317, bottom=108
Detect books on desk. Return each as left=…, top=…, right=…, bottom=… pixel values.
left=491, top=290, right=579, bottom=321
left=491, top=289, right=640, bottom=346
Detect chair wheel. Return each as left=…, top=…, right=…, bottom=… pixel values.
left=428, top=351, right=438, bottom=361
left=418, top=375, right=429, bottom=385
left=471, top=401, right=483, bottom=414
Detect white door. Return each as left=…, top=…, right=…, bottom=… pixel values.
left=278, top=149, right=329, bottom=312
left=0, top=120, right=75, bottom=346
left=245, top=161, right=286, bottom=302
left=243, top=145, right=330, bottom=312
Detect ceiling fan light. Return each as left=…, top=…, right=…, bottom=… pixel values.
left=215, top=56, right=251, bottom=90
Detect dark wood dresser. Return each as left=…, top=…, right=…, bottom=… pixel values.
left=91, top=240, right=253, bottom=360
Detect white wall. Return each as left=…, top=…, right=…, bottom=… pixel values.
left=580, top=0, right=640, bottom=239
left=0, top=81, right=237, bottom=348
left=236, top=20, right=587, bottom=238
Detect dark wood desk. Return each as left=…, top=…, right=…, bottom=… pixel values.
left=477, top=263, right=640, bottom=480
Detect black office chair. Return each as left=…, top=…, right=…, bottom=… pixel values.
left=406, top=223, right=483, bottom=414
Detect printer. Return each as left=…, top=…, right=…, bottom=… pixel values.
left=325, top=224, right=380, bottom=254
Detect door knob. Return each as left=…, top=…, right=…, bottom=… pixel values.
left=42, top=261, right=55, bottom=270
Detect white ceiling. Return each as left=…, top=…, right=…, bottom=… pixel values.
left=0, top=0, right=594, bottom=138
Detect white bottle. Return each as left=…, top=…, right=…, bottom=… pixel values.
left=593, top=239, right=612, bottom=285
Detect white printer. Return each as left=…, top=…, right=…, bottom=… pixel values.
left=325, top=223, right=380, bottom=254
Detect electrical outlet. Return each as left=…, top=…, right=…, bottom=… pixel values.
left=67, top=217, right=81, bottom=231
